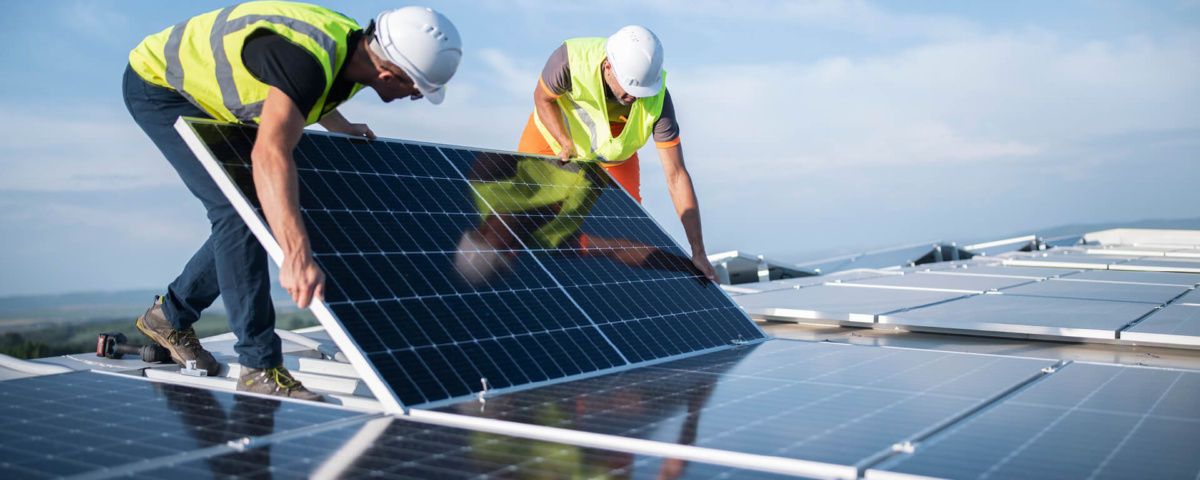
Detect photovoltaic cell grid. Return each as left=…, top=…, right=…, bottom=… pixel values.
left=129, top=416, right=801, bottom=480
left=182, top=120, right=761, bottom=409
left=870, top=362, right=1200, bottom=480
left=440, top=340, right=1057, bottom=471
left=0, top=372, right=366, bottom=479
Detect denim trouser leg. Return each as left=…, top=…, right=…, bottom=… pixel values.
left=122, top=65, right=281, bottom=369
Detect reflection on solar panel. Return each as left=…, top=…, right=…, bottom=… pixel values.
left=178, top=118, right=763, bottom=412
left=0, top=372, right=367, bottom=478
left=128, top=415, right=800, bottom=480
left=870, top=363, right=1200, bottom=480
left=0, top=372, right=791, bottom=480
left=440, top=340, right=1057, bottom=472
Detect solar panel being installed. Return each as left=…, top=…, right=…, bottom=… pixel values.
left=178, top=118, right=762, bottom=412
left=439, top=339, right=1058, bottom=473
left=869, top=362, right=1200, bottom=480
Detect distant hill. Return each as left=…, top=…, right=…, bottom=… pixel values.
left=0, top=286, right=297, bottom=332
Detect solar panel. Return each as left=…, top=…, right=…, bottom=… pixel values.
left=734, top=284, right=973, bottom=324
left=438, top=339, right=1057, bottom=474
left=127, top=416, right=797, bottom=480
left=1179, top=288, right=1200, bottom=305
left=879, top=294, right=1159, bottom=339
left=1122, top=304, right=1200, bottom=346
left=915, top=264, right=1081, bottom=279
left=999, top=278, right=1191, bottom=304
left=1058, top=269, right=1200, bottom=286
left=178, top=118, right=763, bottom=412
left=869, top=362, right=1200, bottom=480
left=0, top=371, right=369, bottom=478
left=1110, top=258, right=1200, bottom=274
left=845, top=272, right=1035, bottom=292
left=1003, top=254, right=1135, bottom=270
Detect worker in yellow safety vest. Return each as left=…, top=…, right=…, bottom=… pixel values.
left=123, top=1, right=462, bottom=400
left=517, top=26, right=719, bottom=284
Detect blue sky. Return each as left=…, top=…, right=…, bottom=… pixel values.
left=1, top=0, right=1198, bottom=296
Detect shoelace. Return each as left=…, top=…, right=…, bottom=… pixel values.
left=266, top=366, right=301, bottom=390
left=166, top=328, right=202, bottom=349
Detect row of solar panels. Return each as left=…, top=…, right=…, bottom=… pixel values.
left=4, top=338, right=1196, bottom=479
left=732, top=247, right=1200, bottom=348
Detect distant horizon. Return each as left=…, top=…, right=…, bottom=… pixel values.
left=6, top=215, right=1199, bottom=299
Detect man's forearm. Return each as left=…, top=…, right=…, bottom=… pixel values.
left=253, top=146, right=309, bottom=257
left=254, top=87, right=311, bottom=259
left=533, top=84, right=573, bottom=151
left=660, top=145, right=706, bottom=255
left=317, top=110, right=350, bottom=133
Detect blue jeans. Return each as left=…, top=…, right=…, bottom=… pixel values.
left=122, top=65, right=281, bottom=369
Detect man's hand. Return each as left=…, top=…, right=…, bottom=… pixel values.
left=318, top=110, right=375, bottom=140
left=339, top=122, right=376, bottom=140
left=692, top=252, right=719, bottom=284
left=556, top=142, right=575, bottom=164
left=280, top=252, right=326, bottom=309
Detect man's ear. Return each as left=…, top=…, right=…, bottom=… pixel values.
left=377, top=68, right=395, bottom=84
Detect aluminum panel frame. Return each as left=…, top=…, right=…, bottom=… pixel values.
left=879, top=294, right=1159, bottom=340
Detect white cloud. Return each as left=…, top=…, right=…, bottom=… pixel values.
left=0, top=105, right=179, bottom=192
left=477, top=48, right=538, bottom=98
left=665, top=31, right=1200, bottom=182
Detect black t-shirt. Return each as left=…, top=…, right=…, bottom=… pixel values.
left=241, top=29, right=361, bottom=119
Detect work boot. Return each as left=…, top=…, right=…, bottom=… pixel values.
left=136, top=295, right=220, bottom=376
left=238, top=365, right=325, bottom=402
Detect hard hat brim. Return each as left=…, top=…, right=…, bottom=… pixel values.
left=421, top=86, right=445, bottom=105
left=622, top=78, right=662, bottom=99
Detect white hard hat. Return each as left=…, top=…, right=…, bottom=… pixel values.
left=373, top=6, right=462, bottom=104
left=604, top=25, right=664, bottom=98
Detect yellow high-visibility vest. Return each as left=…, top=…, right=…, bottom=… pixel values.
left=129, top=1, right=365, bottom=125
left=533, top=37, right=666, bottom=164
left=471, top=159, right=605, bottom=249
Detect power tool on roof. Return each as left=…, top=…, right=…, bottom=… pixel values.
left=96, top=332, right=171, bottom=364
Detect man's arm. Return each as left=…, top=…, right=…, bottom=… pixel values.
left=534, top=80, right=575, bottom=163
left=317, top=109, right=376, bottom=140
left=253, top=87, right=326, bottom=308
left=659, top=144, right=719, bottom=284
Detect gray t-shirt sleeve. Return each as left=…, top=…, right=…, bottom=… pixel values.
left=539, top=45, right=572, bottom=96
left=653, top=89, right=680, bottom=144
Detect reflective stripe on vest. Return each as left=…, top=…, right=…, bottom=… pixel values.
left=130, top=1, right=363, bottom=125
left=532, top=37, right=666, bottom=164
